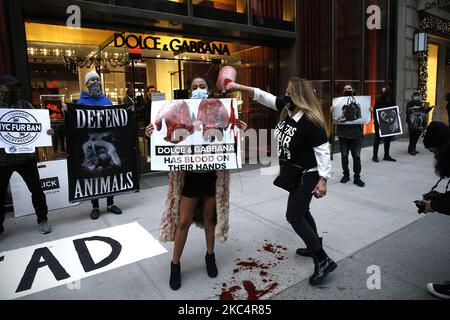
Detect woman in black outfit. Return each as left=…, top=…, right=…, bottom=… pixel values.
left=226, top=78, right=337, bottom=285
left=373, top=86, right=397, bottom=162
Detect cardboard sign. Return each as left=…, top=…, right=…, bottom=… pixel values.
left=65, top=104, right=139, bottom=202
left=332, top=96, right=372, bottom=125
left=10, top=159, right=78, bottom=217
left=376, top=106, right=404, bottom=138
left=0, top=222, right=167, bottom=300
left=150, top=98, right=242, bottom=171
left=0, top=108, right=52, bottom=153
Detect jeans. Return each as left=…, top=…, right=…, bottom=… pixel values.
left=0, top=159, right=48, bottom=233
left=408, top=127, right=421, bottom=153
left=286, top=171, right=322, bottom=254
left=91, top=196, right=114, bottom=208
left=339, top=137, right=362, bottom=178
left=373, top=129, right=392, bottom=158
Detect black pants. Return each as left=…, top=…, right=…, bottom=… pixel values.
left=91, top=197, right=114, bottom=208
left=408, top=127, right=421, bottom=153
left=0, top=159, right=48, bottom=233
left=373, top=130, right=392, bottom=158
left=286, top=171, right=322, bottom=254
left=339, top=137, right=362, bottom=178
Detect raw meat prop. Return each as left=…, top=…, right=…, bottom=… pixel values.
left=197, top=99, right=230, bottom=142
left=155, top=100, right=195, bottom=143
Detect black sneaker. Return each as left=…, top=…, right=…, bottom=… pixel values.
left=309, top=257, right=337, bottom=286
left=408, top=151, right=416, bottom=156
left=205, top=252, right=218, bottom=278
left=340, top=176, right=350, bottom=184
left=427, top=282, right=450, bottom=300
left=383, top=156, right=397, bottom=162
left=90, top=208, right=100, bottom=220
left=354, top=178, right=365, bottom=187
left=107, top=205, right=122, bottom=215
left=372, top=156, right=379, bottom=163
left=296, top=237, right=323, bottom=257
left=170, top=262, right=181, bottom=290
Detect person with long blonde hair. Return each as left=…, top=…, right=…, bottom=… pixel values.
left=226, top=77, right=337, bottom=285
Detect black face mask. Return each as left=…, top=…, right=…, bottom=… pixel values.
left=0, top=87, right=19, bottom=106
left=344, top=90, right=353, bottom=96
left=282, top=95, right=296, bottom=111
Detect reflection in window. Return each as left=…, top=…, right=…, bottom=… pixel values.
left=114, top=0, right=187, bottom=15
left=251, top=0, right=295, bottom=31
left=193, top=0, right=248, bottom=24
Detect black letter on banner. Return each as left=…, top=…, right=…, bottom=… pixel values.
left=16, top=247, right=70, bottom=293
left=73, top=236, right=122, bottom=272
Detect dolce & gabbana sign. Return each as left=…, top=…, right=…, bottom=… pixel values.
left=114, top=33, right=231, bottom=56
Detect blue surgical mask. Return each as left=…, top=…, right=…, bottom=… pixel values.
left=191, top=88, right=209, bottom=100
left=413, top=95, right=420, bottom=101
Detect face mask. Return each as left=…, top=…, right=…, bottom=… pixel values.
left=191, top=88, right=209, bottom=100
left=344, top=90, right=353, bottom=96
left=413, top=95, right=420, bottom=101
left=88, top=81, right=102, bottom=98
left=0, top=88, right=19, bottom=106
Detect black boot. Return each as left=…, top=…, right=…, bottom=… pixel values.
left=296, top=237, right=323, bottom=257
left=169, top=262, right=181, bottom=290
left=309, top=248, right=337, bottom=286
left=205, top=252, right=218, bottom=278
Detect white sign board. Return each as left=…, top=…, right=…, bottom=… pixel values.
left=150, top=98, right=242, bottom=171
left=0, top=222, right=167, bottom=300
left=10, top=159, right=78, bottom=217
left=332, top=96, right=372, bottom=125
left=376, top=106, right=404, bottom=138
left=0, top=108, right=52, bottom=153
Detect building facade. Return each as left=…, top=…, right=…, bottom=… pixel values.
left=1, top=0, right=448, bottom=172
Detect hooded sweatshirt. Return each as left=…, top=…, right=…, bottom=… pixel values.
left=76, top=91, right=112, bottom=106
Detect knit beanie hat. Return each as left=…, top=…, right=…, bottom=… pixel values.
left=85, top=70, right=100, bottom=85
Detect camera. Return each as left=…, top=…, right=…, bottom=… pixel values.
left=414, top=190, right=442, bottom=214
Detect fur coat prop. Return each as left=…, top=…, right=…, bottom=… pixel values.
left=159, top=170, right=230, bottom=242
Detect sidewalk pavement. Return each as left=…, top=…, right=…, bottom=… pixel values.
left=0, top=139, right=449, bottom=300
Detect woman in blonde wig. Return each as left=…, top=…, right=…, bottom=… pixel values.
left=226, top=78, right=337, bottom=285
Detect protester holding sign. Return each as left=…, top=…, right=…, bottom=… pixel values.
left=76, top=71, right=123, bottom=220
left=145, top=76, right=247, bottom=291
left=373, top=86, right=397, bottom=162
left=226, top=78, right=337, bottom=286
left=332, top=84, right=365, bottom=187
left=406, top=91, right=427, bottom=156
left=0, top=75, right=54, bottom=239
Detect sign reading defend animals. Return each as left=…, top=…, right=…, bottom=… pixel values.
left=65, top=104, right=139, bottom=202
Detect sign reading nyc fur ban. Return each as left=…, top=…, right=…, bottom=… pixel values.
left=0, top=108, right=52, bottom=153
left=65, top=104, right=139, bottom=202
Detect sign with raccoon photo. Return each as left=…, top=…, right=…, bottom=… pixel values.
left=65, top=104, right=139, bottom=202
left=376, top=106, right=403, bottom=138
left=332, top=96, right=372, bottom=125
left=150, top=98, right=241, bottom=171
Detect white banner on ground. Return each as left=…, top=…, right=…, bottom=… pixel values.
left=150, top=98, right=241, bottom=171
left=10, top=159, right=79, bottom=217
left=0, top=222, right=167, bottom=300
left=376, top=105, right=404, bottom=138
left=332, top=96, right=372, bottom=125
left=0, top=108, right=52, bottom=153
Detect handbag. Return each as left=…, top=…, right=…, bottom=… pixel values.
left=273, top=160, right=305, bottom=192
left=341, top=96, right=362, bottom=122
